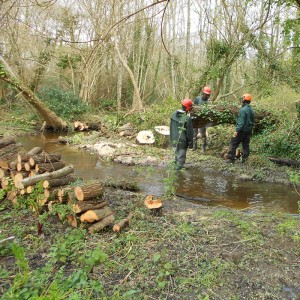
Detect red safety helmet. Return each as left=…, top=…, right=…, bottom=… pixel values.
left=203, top=86, right=211, bottom=95
left=181, top=98, right=193, bottom=112
left=242, top=94, right=252, bottom=101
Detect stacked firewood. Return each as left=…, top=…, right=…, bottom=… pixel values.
left=0, top=136, right=133, bottom=234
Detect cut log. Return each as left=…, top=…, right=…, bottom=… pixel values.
left=19, top=164, right=74, bottom=188
left=66, top=215, right=78, bottom=227
left=74, top=181, right=104, bottom=201
left=35, top=161, right=65, bottom=173
left=30, top=153, right=62, bottom=165
left=44, top=188, right=50, bottom=198
left=14, top=173, right=24, bottom=189
left=268, top=156, right=300, bottom=168
left=88, top=214, right=115, bottom=234
left=37, top=196, right=48, bottom=206
left=0, top=136, right=16, bottom=149
left=0, top=160, right=9, bottom=170
left=72, top=199, right=108, bottom=214
left=0, top=168, right=9, bottom=179
left=80, top=206, right=113, bottom=223
left=16, top=162, right=24, bottom=172
left=54, top=187, right=74, bottom=203
left=9, top=161, right=18, bottom=170
left=18, top=153, right=61, bottom=165
left=26, top=186, right=33, bottom=194
left=26, top=147, right=43, bottom=155
left=113, top=212, right=134, bottom=233
left=24, top=162, right=31, bottom=171
left=7, top=190, right=17, bottom=202
left=102, top=179, right=140, bottom=191
left=29, top=170, right=37, bottom=177
left=1, top=178, right=9, bottom=189
left=42, top=174, right=76, bottom=189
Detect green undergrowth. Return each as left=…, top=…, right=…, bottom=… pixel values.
left=1, top=188, right=299, bottom=299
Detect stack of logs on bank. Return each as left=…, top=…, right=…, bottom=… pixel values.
left=0, top=136, right=131, bottom=234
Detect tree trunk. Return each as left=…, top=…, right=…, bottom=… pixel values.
left=0, top=55, right=67, bottom=131
left=114, top=39, right=143, bottom=111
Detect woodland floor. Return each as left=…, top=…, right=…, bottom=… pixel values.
left=0, top=124, right=300, bottom=299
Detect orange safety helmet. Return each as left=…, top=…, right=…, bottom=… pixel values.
left=181, top=98, right=193, bottom=112
left=203, top=86, right=211, bottom=95
left=242, top=94, right=252, bottom=101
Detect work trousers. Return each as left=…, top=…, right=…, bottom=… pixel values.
left=174, top=146, right=187, bottom=170
left=193, top=127, right=207, bottom=150
left=228, top=130, right=252, bottom=161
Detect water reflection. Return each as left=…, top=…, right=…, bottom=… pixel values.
left=18, top=133, right=299, bottom=214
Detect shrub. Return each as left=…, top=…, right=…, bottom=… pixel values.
left=37, top=87, right=89, bottom=120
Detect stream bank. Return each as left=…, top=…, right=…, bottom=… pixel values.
left=17, top=132, right=300, bottom=214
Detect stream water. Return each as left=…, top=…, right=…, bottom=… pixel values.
left=18, top=133, right=299, bottom=214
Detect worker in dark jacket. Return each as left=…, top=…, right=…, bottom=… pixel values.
left=226, top=93, right=255, bottom=163
left=170, top=99, right=194, bottom=170
left=193, top=86, right=211, bottom=152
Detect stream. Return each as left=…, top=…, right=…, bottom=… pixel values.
left=18, top=133, right=299, bottom=214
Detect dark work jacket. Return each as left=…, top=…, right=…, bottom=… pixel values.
left=236, top=104, right=255, bottom=133
left=193, top=95, right=208, bottom=105
left=170, top=110, right=194, bottom=149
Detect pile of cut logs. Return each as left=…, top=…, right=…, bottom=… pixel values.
left=0, top=136, right=132, bottom=234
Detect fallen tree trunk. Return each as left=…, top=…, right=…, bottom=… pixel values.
left=268, top=157, right=300, bottom=168
left=18, top=164, right=74, bottom=188
left=0, top=55, right=67, bottom=131
left=74, top=181, right=104, bottom=201
left=113, top=212, right=134, bottom=233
